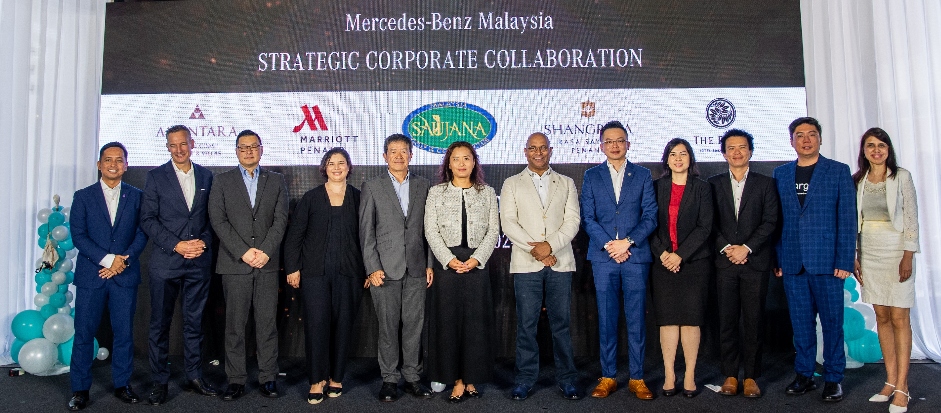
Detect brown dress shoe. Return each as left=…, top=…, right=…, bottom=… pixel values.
left=719, top=377, right=738, bottom=396
left=628, top=379, right=655, bottom=400
left=743, top=378, right=762, bottom=398
left=590, top=378, right=617, bottom=398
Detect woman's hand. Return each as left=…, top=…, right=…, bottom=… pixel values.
left=853, top=259, right=864, bottom=286
left=899, top=251, right=914, bottom=282
left=287, top=271, right=300, bottom=288
left=662, top=252, right=682, bottom=273
left=448, top=258, right=464, bottom=272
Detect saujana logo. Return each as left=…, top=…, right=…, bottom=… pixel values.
left=402, top=102, right=497, bottom=153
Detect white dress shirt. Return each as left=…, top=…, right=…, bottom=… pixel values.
left=174, top=162, right=196, bottom=211
left=607, top=160, right=626, bottom=204
left=98, top=179, right=121, bottom=268
left=721, top=168, right=752, bottom=254
left=528, top=167, right=552, bottom=208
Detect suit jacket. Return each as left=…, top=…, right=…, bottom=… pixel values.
left=708, top=170, right=780, bottom=271
left=773, top=156, right=857, bottom=274
left=855, top=167, right=919, bottom=252
left=208, top=166, right=289, bottom=274
left=500, top=168, right=580, bottom=273
left=70, top=181, right=148, bottom=289
left=140, top=161, right=214, bottom=274
left=284, top=184, right=366, bottom=279
left=359, top=173, right=432, bottom=280
left=579, top=160, right=658, bottom=264
left=649, top=176, right=714, bottom=263
left=424, top=183, right=501, bottom=269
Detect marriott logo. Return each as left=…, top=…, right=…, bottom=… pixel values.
left=293, top=105, right=329, bottom=132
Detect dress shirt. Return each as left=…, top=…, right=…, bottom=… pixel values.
left=98, top=179, right=121, bottom=268
left=388, top=169, right=410, bottom=217
left=173, top=162, right=196, bottom=211
left=239, top=165, right=260, bottom=208
left=607, top=160, right=626, bottom=204
left=528, top=167, right=552, bottom=208
left=720, top=168, right=753, bottom=254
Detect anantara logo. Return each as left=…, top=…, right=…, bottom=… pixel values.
left=706, top=98, right=736, bottom=128
left=402, top=102, right=497, bottom=154
left=189, top=105, right=206, bottom=119
left=293, top=105, right=329, bottom=132
left=581, top=100, right=595, bottom=118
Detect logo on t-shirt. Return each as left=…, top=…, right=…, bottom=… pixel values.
left=795, top=182, right=809, bottom=197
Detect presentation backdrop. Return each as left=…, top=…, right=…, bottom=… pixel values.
left=99, top=0, right=806, bottom=167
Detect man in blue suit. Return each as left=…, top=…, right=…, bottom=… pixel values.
left=773, top=117, right=857, bottom=402
left=140, top=125, right=217, bottom=405
left=580, top=121, right=658, bottom=400
left=68, top=142, right=148, bottom=410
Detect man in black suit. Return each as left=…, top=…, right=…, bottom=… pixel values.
left=140, top=125, right=218, bottom=405
left=707, top=129, right=780, bottom=398
left=208, top=130, right=289, bottom=401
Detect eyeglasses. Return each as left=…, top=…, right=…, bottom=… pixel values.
left=793, top=132, right=819, bottom=140
left=237, top=144, right=262, bottom=153
left=603, top=139, right=627, bottom=146
left=526, top=146, right=550, bottom=153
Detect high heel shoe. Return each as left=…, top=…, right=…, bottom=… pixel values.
left=870, top=382, right=896, bottom=402
left=888, top=390, right=911, bottom=413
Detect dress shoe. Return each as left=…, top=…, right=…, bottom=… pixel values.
left=822, top=382, right=843, bottom=402
left=327, top=385, right=343, bottom=398
left=466, top=388, right=481, bottom=398
left=378, top=382, right=399, bottom=402
left=114, top=385, right=141, bottom=404
left=559, top=382, right=582, bottom=400
left=511, top=383, right=533, bottom=400
left=591, top=377, right=617, bottom=398
left=869, top=382, right=896, bottom=402
left=889, top=390, right=911, bottom=413
left=683, top=387, right=699, bottom=398
left=184, top=378, right=219, bottom=396
left=221, top=383, right=244, bottom=401
left=307, top=392, right=324, bottom=405
left=785, top=374, right=817, bottom=395
left=260, top=381, right=279, bottom=398
left=148, top=383, right=168, bottom=405
left=719, top=377, right=738, bottom=396
left=661, top=387, right=678, bottom=397
left=68, top=391, right=89, bottom=411
left=447, top=390, right=468, bottom=403
left=743, top=378, right=762, bottom=398
left=628, top=379, right=655, bottom=400
left=404, top=381, right=433, bottom=399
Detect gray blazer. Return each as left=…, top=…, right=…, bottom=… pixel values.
left=208, top=167, right=289, bottom=274
left=424, top=183, right=501, bottom=269
left=359, top=173, right=433, bottom=280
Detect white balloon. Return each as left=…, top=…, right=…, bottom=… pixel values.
left=34, top=293, right=50, bottom=307
left=96, top=347, right=110, bottom=360
left=37, top=208, right=52, bottom=224
left=18, top=338, right=58, bottom=375
left=58, top=259, right=73, bottom=273
left=51, top=225, right=70, bottom=242
left=51, top=271, right=67, bottom=285
left=853, top=302, right=878, bottom=331
left=35, top=258, right=45, bottom=269
left=431, top=382, right=446, bottom=392
left=42, top=314, right=75, bottom=344
left=843, top=289, right=852, bottom=304
left=41, top=282, right=57, bottom=295
left=66, top=249, right=78, bottom=259
left=57, top=304, right=72, bottom=315
left=61, top=207, right=70, bottom=222
left=65, top=290, right=74, bottom=305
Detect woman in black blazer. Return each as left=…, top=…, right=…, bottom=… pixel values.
left=649, top=138, right=714, bottom=398
left=284, top=148, right=366, bottom=404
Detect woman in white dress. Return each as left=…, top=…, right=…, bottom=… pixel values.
left=851, top=127, right=919, bottom=413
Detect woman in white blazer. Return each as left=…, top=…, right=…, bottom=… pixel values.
left=851, top=128, right=919, bottom=412
left=424, top=141, right=500, bottom=403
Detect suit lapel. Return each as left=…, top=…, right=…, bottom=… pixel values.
left=781, top=162, right=799, bottom=212
left=164, top=162, right=190, bottom=213
left=403, top=173, right=417, bottom=218
left=617, top=162, right=636, bottom=206
left=253, top=169, right=268, bottom=214
left=93, top=183, right=112, bottom=228
left=112, top=182, right=130, bottom=232
left=736, top=174, right=757, bottom=217
left=519, top=170, right=548, bottom=211
left=596, top=164, right=616, bottom=205
left=802, top=158, right=831, bottom=212
left=717, top=175, right=736, bottom=219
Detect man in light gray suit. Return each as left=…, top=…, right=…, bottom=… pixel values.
left=208, top=130, right=289, bottom=401
left=359, top=134, right=434, bottom=402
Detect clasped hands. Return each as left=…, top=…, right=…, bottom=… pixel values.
left=528, top=241, right=556, bottom=267
left=241, top=247, right=270, bottom=269
left=448, top=257, right=480, bottom=274
left=175, top=239, right=207, bottom=259
left=659, top=251, right=682, bottom=273
left=724, top=245, right=749, bottom=265
left=604, top=239, right=632, bottom=264
left=99, top=255, right=129, bottom=279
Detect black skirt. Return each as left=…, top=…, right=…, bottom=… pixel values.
left=649, top=258, right=711, bottom=326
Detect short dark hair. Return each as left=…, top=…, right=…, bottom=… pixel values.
left=384, top=134, right=413, bottom=153
left=660, top=138, right=699, bottom=178
left=236, top=129, right=262, bottom=146
left=165, top=125, right=191, bottom=139
left=319, top=147, right=352, bottom=179
left=99, top=141, right=128, bottom=160
left=720, top=129, right=755, bottom=153
left=599, top=120, right=630, bottom=140
left=788, top=117, right=822, bottom=136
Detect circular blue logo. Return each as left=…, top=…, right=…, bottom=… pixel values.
left=706, top=98, right=736, bottom=128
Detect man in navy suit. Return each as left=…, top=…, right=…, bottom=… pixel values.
left=773, top=117, right=857, bottom=402
left=580, top=121, right=658, bottom=400
left=140, top=125, right=217, bottom=405
left=68, top=142, right=148, bottom=410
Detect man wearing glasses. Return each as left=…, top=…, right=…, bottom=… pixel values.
left=208, top=130, right=289, bottom=401
left=579, top=121, right=657, bottom=400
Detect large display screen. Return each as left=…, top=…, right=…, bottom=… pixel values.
left=99, top=0, right=805, bottom=167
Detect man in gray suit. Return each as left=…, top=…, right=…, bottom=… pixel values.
left=208, top=130, right=289, bottom=401
left=359, top=134, right=434, bottom=402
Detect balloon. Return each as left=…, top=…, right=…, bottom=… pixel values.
left=58, top=259, right=73, bottom=273
left=51, top=225, right=70, bottom=241
left=35, top=271, right=53, bottom=285
left=853, top=302, right=877, bottom=331
left=431, top=382, right=446, bottom=392
left=35, top=284, right=43, bottom=294
left=37, top=208, right=52, bottom=224
left=49, top=292, right=66, bottom=308
left=58, top=238, right=74, bottom=251
left=60, top=207, right=70, bottom=222
left=55, top=246, right=66, bottom=261
left=65, top=271, right=75, bottom=284
left=11, top=339, right=26, bottom=364
left=42, top=314, right=75, bottom=344
left=38, top=237, right=49, bottom=249
left=93, top=338, right=100, bottom=360
left=843, top=289, right=852, bottom=304
left=843, top=307, right=866, bottom=341
left=66, top=249, right=78, bottom=259
left=846, top=285, right=859, bottom=302
left=34, top=293, right=50, bottom=308
left=39, top=304, right=58, bottom=319
left=57, top=337, right=74, bottom=366
left=51, top=271, right=66, bottom=285
left=38, top=224, right=51, bottom=239
left=57, top=284, right=69, bottom=294
left=844, top=276, right=857, bottom=291
left=97, top=347, right=110, bottom=360
left=844, top=343, right=864, bottom=369
left=19, top=338, right=58, bottom=375
left=58, top=304, right=72, bottom=315
left=41, top=282, right=57, bottom=295
left=847, top=330, right=883, bottom=363
left=47, top=211, right=65, bottom=228
left=65, top=290, right=74, bottom=304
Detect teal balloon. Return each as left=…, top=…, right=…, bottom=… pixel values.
left=49, top=292, right=66, bottom=308
left=55, top=246, right=66, bottom=260
left=65, top=271, right=74, bottom=284
left=11, top=310, right=46, bottom=341
left=848, top=287, right=859, bottom=302
left=93, top=338, right=99, bottom=361
left=64, top=222, right=70, bottom=228
left=47, top=212, right=65, bottom=228
left=843, top=307, right=866, bottom=341
left=35, top=271, right=53, bottom=285
left=11, top=339, right=26, bottom=364
left=848, top=330, right=883, bottom=363
left=38, top=237, right=49, bottom=249
left=39, top=304, right=58, bottom=319
left=57, top=284, right=69, bottom=294
left=57, top=337, right=74, bottom=366
left=844, top=276, right=857, bottom=291
left=38, top=224, right=50, bottom=239
left=35, top=284, right=43, bottom=294
left=58, top=238, right=74, bottom=251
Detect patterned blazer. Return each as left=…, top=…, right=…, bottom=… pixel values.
left=424, top=182, right=500, bottom=269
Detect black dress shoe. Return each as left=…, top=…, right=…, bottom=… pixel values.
left=184, top=378, right=219, bottom=396
left=447, top=390, right=468, bottom=403
left=327, top=385, right=342, bottom=398
left=785, top=374, right=817, bottom=395
left=511, top=383, right=533, bottom=400
left=661, top=387, right=677, bottom=397
left=148, top=383, right=168, bottom=405
left=114, top=385, right=141, bottom=404
left=68, top=391, right=89, bottom=411
left=683, top=388, right=699, bottom=398
left=559, top=383, right=582, bottom=400
left=307, top=392, right=324, bottom=405
left=822, top=382, right=843, bottom=402
left=260, top=381, right=279, bottom=398
left=222, top=384, right=245, bottom=401
left=378, top=382, right=399, bottom=402
left=404, top=381, right=433, bottom=399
